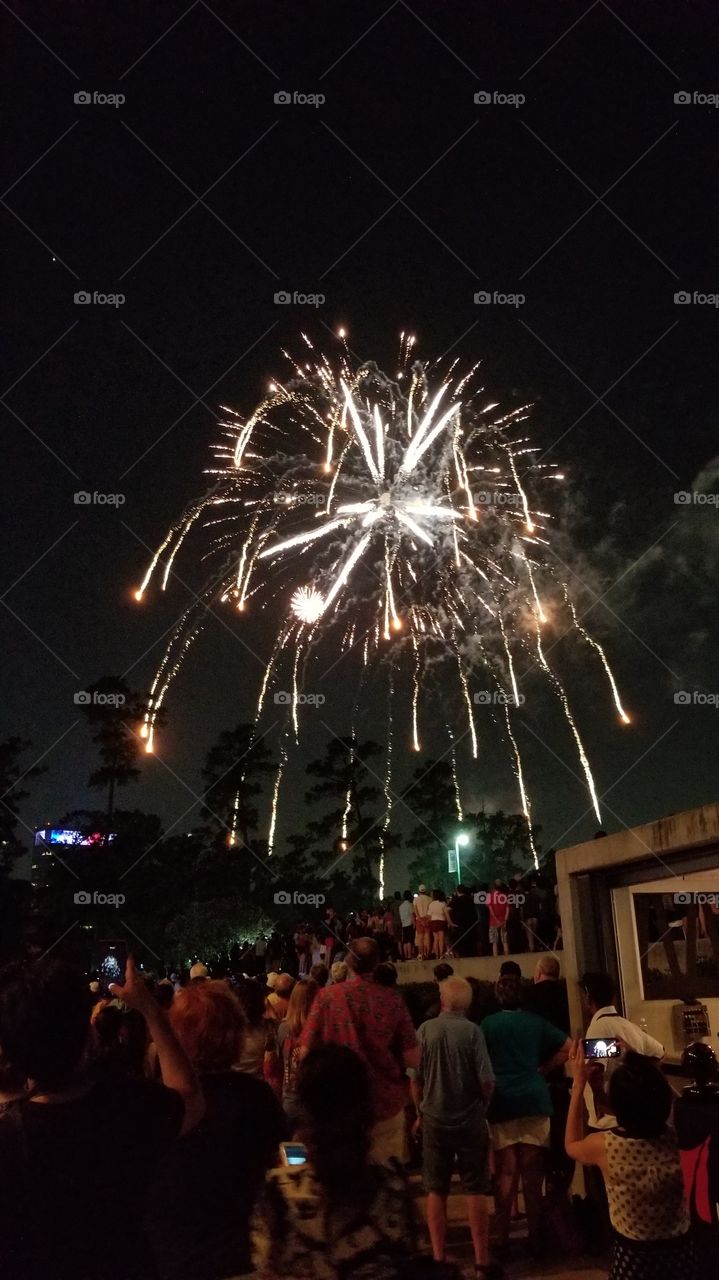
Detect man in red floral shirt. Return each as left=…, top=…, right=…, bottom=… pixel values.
left=299, top=937, right=419, bottom=1162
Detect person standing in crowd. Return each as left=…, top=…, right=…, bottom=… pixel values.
left=309, top=962, right=329, bottom=989
left=413, top=884, right=433, bottom=961
left=535, top=875, right=555, bottom=949
left=520, top=878, right=542, bottom=952
left=506, top=874, right=525, bottom=954
left=293, top=925, right=310, bottom=976
left=449, top=883, right=478, bottom=956
left=522, top=955, right=573, bottom=1199
left=580, top=971, right=663, bottom=1130
left=277, top=978, right=318, bottom=1129
left=523, top=954, right=569, bottom=1032
left=299, top=937, right=419, bottom=1163
left=147, top=978, right=285, bottom=1280
left=399, top=889, right=415, bottom=960
left=252, top=1045, right=419, bottom=1279
left=411, top=976, right=497, bottom=1277
left=390, top=890, right=403, bottom=954
left=474, top=883, right=491, bottom=955
left=566, top=1044, right=698, bottom=1280
left=321, top=905, right=340, bottom=964
left=234, top=978, right=270, bottom=1079
left=481, top=974, right=571, bottom=1258
left=0, top=956, right=204, bottom=1280
left=375, top=962, right=399, bottom=988
left=487, top=881, right=510, bottom=956
left=428, top=888, right=452, bottom=960
left=266, top=973, right=294, bottom=1021
left=254, top=934, right=268, bottom=975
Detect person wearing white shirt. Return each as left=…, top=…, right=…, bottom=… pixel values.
left=413, top=885, right=433, bottom=960
left=581, top=972, right=664, bottom=1130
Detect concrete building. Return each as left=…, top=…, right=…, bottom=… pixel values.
left=557, top=802, right=719, bottom=1061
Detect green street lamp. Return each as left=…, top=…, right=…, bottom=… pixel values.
left=454, top=831, right=470, bottom=884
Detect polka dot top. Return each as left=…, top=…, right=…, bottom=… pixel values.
left=605, top=1129, right=690, bottom=1241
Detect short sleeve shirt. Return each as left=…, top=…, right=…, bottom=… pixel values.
left=481, top=1009, right=567, bottom=1122
left=399, top=900, right=414, bottom=927
left=417, top=1012, right=494, bottom=1126
left=299, top=974, right=418, bottom=1121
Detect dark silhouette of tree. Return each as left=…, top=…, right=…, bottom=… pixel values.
left=0, top=736, right=43, bottom=875
left=79, top=678, right=150, bottom=829
left=303, top=736, right=400, bottom=901
left=0, top=737, right=44, bottom=960
left=200, top=723, right=275, bottom=851
left=403, top=758, right=460, bottom=886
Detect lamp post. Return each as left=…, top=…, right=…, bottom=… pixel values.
left=455, top=831, right=470, bottom=885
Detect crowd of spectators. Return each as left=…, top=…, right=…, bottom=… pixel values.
left=278, top=876, right=561, bottom=979
left=0, top=931, right=705, bottom=1280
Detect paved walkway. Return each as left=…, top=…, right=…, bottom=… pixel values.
left=411, top=1177, right=608, bottom=1280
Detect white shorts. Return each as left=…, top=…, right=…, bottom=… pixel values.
left=490, top=1115, right=550, bottom=1150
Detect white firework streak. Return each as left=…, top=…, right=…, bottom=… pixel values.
left=135, top=334, right=629, bottom=866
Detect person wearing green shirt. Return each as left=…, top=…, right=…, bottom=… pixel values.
left=481, top=974, right=571, bottom=1258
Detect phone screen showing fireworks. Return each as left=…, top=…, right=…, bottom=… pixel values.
left=280, top=1142, right=308, bottom=1166
left=584, top=1036, right=621, bottom=1060
left=98, top=942, right=127, bottom=995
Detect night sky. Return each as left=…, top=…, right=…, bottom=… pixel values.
left=4, top=1, right=719, bottom=885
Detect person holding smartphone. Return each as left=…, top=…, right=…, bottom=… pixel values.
left=566, top=1043, right=698, bottom=1280
left=0, top=955, right=204, bottom=1280
left=580, top=973, right=663, bottom=1130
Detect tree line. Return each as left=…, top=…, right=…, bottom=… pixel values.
left=0, top=676, right=542, bottom=971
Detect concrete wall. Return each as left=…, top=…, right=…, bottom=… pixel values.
left=556, top=802, right=719, bottom=1053
left=396, top=951, right=563, bottom=985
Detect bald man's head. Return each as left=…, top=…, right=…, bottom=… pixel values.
left=347, top=937, right=380, bottom=975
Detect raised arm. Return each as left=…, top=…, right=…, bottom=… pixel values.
left=110, top=956, right=204, bottom=1136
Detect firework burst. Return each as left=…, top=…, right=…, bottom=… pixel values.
left=136, top=332, right=630, bottom=874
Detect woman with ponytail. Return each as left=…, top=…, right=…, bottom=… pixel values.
left=252, top=1044, right=420, bottom=1278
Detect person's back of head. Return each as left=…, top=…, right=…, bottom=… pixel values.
left=0, top=959, right=90, bottom=1092
left=91, top=1004, right=147, bottom=1080
left=169, top=978, right=246, bottom=1072
left=433, top=962, right=454, bottom=983
left=275, top=973, right=295, bottom=999
left=374, top=962, right=397, bottom=988
left=495, top=974, right=522, bottom=1010
left=286, top=978, right=319, bottom=1037
left=403, top=889, right=412, bottom=902
left=581, top=971, right=615, bottom=1011
left=189, top=962, right=209, bottom=981
left=535, top=954, right=560, bottom=982
left=154, top=979, right=175, bottom=1011
left=609, top=1051, right=673, bottom=1137
left=330, top=960, right=348, bottom=984
left=234, top=977, right=267, bottom=1029
left=499, top=960, right=521, bottom=979
left=439, top=975, right=473, bottom=1014
left=432, top=887, right=444, bottom=902
left=309, top=963, right=329, bottom=988
left=347, top=937, right=379, bottom=975
left=297, top=1045, right=373, bottom=1200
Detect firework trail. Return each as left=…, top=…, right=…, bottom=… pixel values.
left=135, top=332, right=630, bottom=871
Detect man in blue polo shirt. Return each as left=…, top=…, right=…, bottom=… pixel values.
left=411, top=976, right=496, bottom=1276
